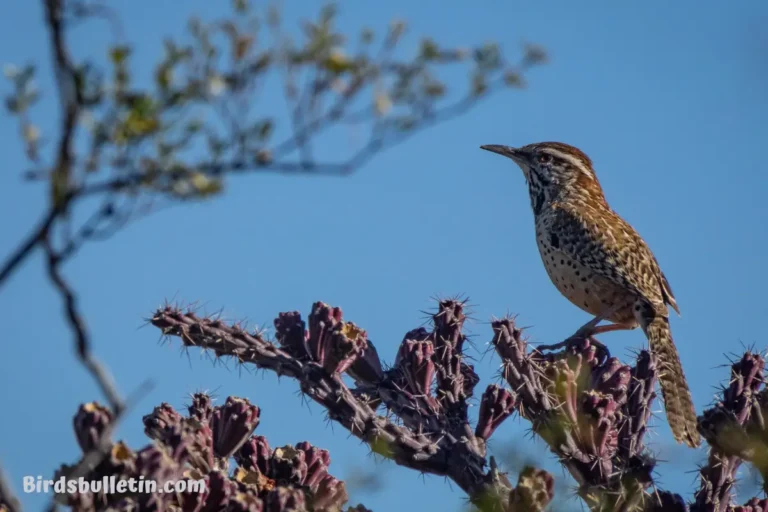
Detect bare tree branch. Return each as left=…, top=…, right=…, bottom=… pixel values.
left=0, top=463, right=21, bottom=512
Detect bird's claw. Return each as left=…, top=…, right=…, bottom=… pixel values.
left=535, top=333, right=611, bottom=360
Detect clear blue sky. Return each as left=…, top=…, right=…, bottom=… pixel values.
left=2, top=1, right=767, bottom=510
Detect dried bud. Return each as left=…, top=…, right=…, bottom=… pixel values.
left=93, top=441, right=136, bottom=480
left=73, top=402, right=114, bottom=453
left=235, top=435, right=272, bottom=475
left=274, top=311, right=309, bottom=360
left=476, top=385, right=517, bottom=441
left=306, top=302, right=368, bottom=374
left=347, top=338, right=385, bottom=384
left=271, top=445, right=307, bottom=485
left=211, top=397, right=261, bottom=459
left=324, top=322, right=368, bottom=375
left=143, top=403, right=183, bottom=442
left=508, top=467, right=554, bottom=512
left=233, top=467, right=275, bottom=494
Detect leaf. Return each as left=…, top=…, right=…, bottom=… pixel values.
left=3, top=64, right=19, bottom=79
left=190, top=172, right=223, bottom=197
left=109, top=46, right=132, bottom=65
left=232, top=0, right=249, bottom=14
left=323, top=49, right=354, bottom=74
left=374, top=92, right=391, bottom=116
left=524, top=44, right=548, bottom=65
left=420, top=38, right=440, bottom=61
left=504, top=70, right=525, bottom=88
left=252, top=119, right=273, bottom=140
left=360, top=28, right=374, bottom=44
left=155, top=64, right=173, bottom=91
left=207, top=75, right=227, bottom=96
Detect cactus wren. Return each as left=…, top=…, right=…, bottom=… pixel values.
left=480, top=141, right=700, bottom=447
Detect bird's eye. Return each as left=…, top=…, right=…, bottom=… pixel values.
left=537, top=153, right=553, bottom=164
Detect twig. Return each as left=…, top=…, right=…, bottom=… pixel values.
left=0, top=206, right=58, bottom=290
left=0, top=463, right=22, bottom=512
left=43, top=236, right=124, bottom=414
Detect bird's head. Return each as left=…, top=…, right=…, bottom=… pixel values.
left=480, top=141, right=606, bottom=213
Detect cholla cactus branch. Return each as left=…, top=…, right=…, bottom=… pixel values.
left=145, top=299, right=768, bottom=511
left=58, top=394, right=358, bottom=511
left=151, top=301, right=554, bottom=511
left=693, top=352, right=767, bottom=512
left=491, top=318, right=672, bottom=510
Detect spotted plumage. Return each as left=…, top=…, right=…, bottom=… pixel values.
left=481, top=141, right=699, bottom=448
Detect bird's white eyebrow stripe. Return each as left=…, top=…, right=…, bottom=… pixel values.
left=542, top=148, right=594, bottom=178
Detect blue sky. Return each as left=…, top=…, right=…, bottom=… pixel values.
left=1, top=1, right=767, bottom=510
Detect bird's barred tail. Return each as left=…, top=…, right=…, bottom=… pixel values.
left=642, top=315, right=701, bottom=447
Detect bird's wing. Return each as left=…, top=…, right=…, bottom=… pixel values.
left=549, top=203, right=670, bottom=308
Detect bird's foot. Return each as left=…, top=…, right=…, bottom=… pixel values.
left=535, top=330, right=611, bottom=360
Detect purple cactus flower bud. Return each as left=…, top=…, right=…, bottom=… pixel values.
left=211, top=397, right=261, bottom=459
left=323, top=322, right=368, bottom=376
left=271, top=445, right=307, bottom=485
left=143, top=403, right=183, bottom=442
left=178, top=471, right=208, bottom=512
left=295, top=442, right=330, bottom=492
left=312, top=475, right=349, bottom=510
left=307, top=302, right=344, bottom=363
left=188, top=393, right=215, bottom=425
left=202, top=470, right=237, bottom=512
left=274, top=311, right=309, bottom=360
left=432, top=300, right=466, bottom=354
left=73, top=402, right=114, bottom=453
left=397, top=340, right=435, bottom=396
left=265, top=487, right=307, bottom=512
left=476, top=385, right=517, bottom=441
left=235, top=435, right=272, bottom=475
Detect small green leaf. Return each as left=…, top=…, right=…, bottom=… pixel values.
left=420, top=39, right=440, bottom=60
left=504, top=70, right=525, bottom=88
left=190, top=172, right=223, bottom=197
left=360, top=28, right=374, bottom=44
left=109, top=46, right=131, bottom=65
left=232, top=0, right=249, bottom=13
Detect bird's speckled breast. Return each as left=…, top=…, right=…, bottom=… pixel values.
left=534, top=221, right=636, bottom=325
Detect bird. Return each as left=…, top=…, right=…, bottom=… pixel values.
left=480, top=141, right=700, bottom=448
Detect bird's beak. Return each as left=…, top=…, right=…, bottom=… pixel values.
left=480, top=144, right=527, bottom=163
